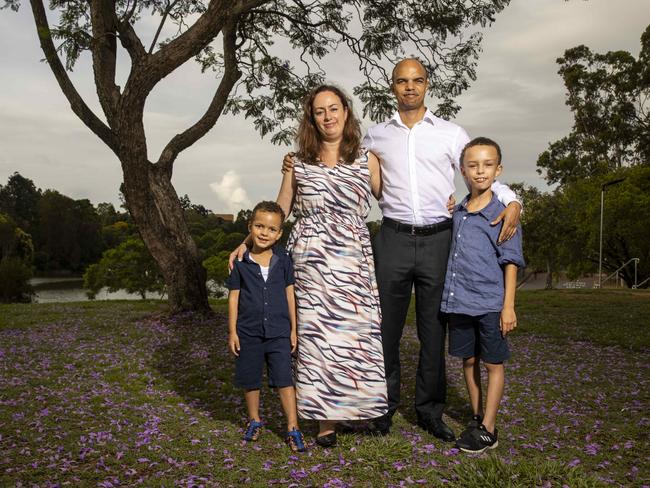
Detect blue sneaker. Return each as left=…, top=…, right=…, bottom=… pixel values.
left=285, top=427, right=307, bottom=452
left=243, top=420, right=263, bottom=442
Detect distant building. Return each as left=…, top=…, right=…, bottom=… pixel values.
left=214, top=214, right=234, bottom=223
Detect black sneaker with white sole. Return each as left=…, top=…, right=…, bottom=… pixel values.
left=458, top=414, right=483, bottom=440
left=456, top=424, right=498, bottom=453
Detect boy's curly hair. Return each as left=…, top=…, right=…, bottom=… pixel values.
left=251, top=201, right=285, bottom=223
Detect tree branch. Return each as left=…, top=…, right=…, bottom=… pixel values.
left=29, top=0, right=119, bottom=155
left=144, top=0, right=268, bottom=87
left=115, top=13, right=147, bottom=61
left=89, top=0, right=121, bottom=124
left=156, top=23, right=241, bottom=175
left=148, top=0, right=180, bottom=54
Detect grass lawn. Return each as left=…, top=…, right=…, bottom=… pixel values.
left=0, top=290, right=648, bottom=487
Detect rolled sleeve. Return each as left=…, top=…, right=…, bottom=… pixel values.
left=497, top=227, right=526, bottom=268
left=362, top=129, right=375, bottom=153
left=226, top=262, right=241, bottom=290
left=284, top=257, right=295, bottom=286
left=492, top=180, right=522, bottom=209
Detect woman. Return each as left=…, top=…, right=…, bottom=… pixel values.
left=279, top=85, right=387, bottom=446
left=233, top=85, right=387, bottom=446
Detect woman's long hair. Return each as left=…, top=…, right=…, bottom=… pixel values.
left=295, top=85, right=362, bottom=165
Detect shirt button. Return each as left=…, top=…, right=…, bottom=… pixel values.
left=454, top=253, right=457, bottom=257
left=453, top=273, right=456, bottom=277
left=463, top=216, right=467, bottom=220
left=457, top=234, right=460, bottom=238
left=450, top=292, right=454, bottom=296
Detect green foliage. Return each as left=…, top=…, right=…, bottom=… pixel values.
left=15, top=0, right=511, bottom=144
left=83, top=237, right=165, bottom=299
left=511, top=184, right=573, bottom=288
left=0, top=213, right=34, bottom=303
left=0, top=172, right=41, bottom=233
left=0, top=257, right=33, bottom=303
left=101, top=220, right=134, bottom=249
left=537, top=25, right=650, bottom=185
left=562, top=166, right=650, bottom=287
left=202, top=251, right=230, bottom=298
left=515, top=166, right=650, bottom=288
left=0, top=213, right=34, bottom=263
left=34, top=190, right=103, bottom=272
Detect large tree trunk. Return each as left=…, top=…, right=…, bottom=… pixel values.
left=121, top=156, right=210, bottom=314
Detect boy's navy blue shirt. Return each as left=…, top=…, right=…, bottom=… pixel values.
left=226, top=246, right=295, bottom=338
left=441, top=193, right=525, bottom=316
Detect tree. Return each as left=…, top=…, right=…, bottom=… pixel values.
left=7, top=0, right=511, bottom=312
left=202, top=251, right=231, bottom=298
left=562, top=167, right=650, bottom=288
left=537, top=25, right=650, bottom=185
left=0, top=213, right=34, bottom=303
left=510, top=184, right=573, bottom=289
left=0, top=172, right=41, bottom=234
left=34, top=191, right=103, bottom=272
left=84, top=236, right=165, bottom=299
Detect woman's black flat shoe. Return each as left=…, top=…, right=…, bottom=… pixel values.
left=315, top=431, right=337, bottom=447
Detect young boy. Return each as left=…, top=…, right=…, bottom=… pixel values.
left=440, top=137, right=525, bottom=454
left=226, top=200, right=305, bottom=452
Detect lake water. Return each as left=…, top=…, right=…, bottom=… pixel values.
left=29, top=278, right=164, bottom=303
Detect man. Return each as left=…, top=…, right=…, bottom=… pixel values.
left=365, top=58, right=521, bottom=441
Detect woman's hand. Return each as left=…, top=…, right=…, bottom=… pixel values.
left=228, top=243, right=248, bottom=271
left=282, top=152, right=296, bottom=174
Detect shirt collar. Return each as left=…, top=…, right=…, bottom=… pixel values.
left=389, top=108, right=437, bottom=129
left=243, top=246, right=283, bottom=264
left=459, top=193, right=501, bottom=221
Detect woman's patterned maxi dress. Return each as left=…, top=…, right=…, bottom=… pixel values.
left=286, top=149, right=388, bottom=420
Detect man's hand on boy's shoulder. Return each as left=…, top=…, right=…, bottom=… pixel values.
left=500, top=307, right=517, bottom=337
left=228, top=332, right=241, bottom=357
left=492, top=201, right=522, bottom=244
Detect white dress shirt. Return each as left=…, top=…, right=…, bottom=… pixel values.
left=363, top=109, right=518, bottom=225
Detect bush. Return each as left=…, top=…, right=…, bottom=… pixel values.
left=0, top=257, right=33, bottom=303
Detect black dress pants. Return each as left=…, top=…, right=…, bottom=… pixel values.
left=373, top=223, right=451, bottom=421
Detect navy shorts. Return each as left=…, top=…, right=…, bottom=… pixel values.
left=448, top=312, right=510, bottom=363
left=234, top=335, right=294, bottom=390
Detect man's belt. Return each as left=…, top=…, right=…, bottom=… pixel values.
left=382, top=217, right=452, bottom=236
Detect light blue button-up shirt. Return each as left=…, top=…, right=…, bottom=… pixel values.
left=441, top=194, right=525, bottom=316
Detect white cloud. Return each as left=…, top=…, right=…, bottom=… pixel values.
left=209, top=170, right=251, bottom=214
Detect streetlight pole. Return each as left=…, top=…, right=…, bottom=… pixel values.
left=598, top=177, right=626, bottom=288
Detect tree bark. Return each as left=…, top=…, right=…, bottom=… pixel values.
left=120, top=155, right=210, bottom=314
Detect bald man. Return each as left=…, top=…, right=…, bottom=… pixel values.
left=365, top=58, right=521, bottom=440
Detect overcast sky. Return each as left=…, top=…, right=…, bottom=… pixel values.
left=0, top=0, right=648, bottom=220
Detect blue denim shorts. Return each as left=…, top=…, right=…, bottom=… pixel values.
left=234, top=335, right=294, bottom=390
left=447, top=312, right=511, bottom=363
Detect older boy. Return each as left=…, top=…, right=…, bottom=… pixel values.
left=227, top=200, right=305, bottom=452
left=440, top=137, right=525, bottom=453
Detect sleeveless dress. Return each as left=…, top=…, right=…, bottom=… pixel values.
left=286, top=149, right=388, bottom=420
